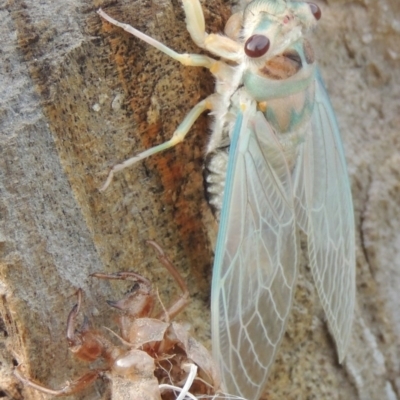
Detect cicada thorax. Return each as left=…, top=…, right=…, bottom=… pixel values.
left=244, top=39, right=316, bottom=130
left=204, top=40, right=316, bottom=218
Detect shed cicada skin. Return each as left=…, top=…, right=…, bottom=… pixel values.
left=97, top=1, right=356, bottom=399
left=15, top=242, right=222, bottom=399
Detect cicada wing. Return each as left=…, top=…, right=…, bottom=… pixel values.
left=294, top=70, right=355, bottom=361
left=211, top=108, right=298, bottom=400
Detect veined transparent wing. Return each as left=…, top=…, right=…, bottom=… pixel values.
left=211, top=108, right=298, bottom=400
left=294, top=70, right=355, bottom=361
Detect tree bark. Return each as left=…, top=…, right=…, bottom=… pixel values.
left=1, top=0, right=399, bottom=399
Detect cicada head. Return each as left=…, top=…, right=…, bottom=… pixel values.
left=242, top=0, right=319, bottom=60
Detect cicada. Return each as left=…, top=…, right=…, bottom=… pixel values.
left=98, top=1, right=355, bottom=399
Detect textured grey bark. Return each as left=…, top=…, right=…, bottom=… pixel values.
left=0, top=0, right=399, bottom=399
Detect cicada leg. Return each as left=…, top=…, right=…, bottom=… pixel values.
left=14, top=366, right=101, bottom=397
left=66, top=290, right=115, bottom=363
left=98, top=9, right=216, bottom=69
left=181, top=0, right=242, bottom=61
left=100, top=95, right=216, bottom=191
left=146, top=240, right=190, bottom=321
left=92, top=241, right=189, bottom=321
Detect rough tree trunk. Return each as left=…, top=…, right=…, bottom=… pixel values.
left=1, top=0, right=399, bottom=399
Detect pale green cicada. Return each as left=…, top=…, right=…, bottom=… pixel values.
left=99, top=1, right=356, bottom=399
